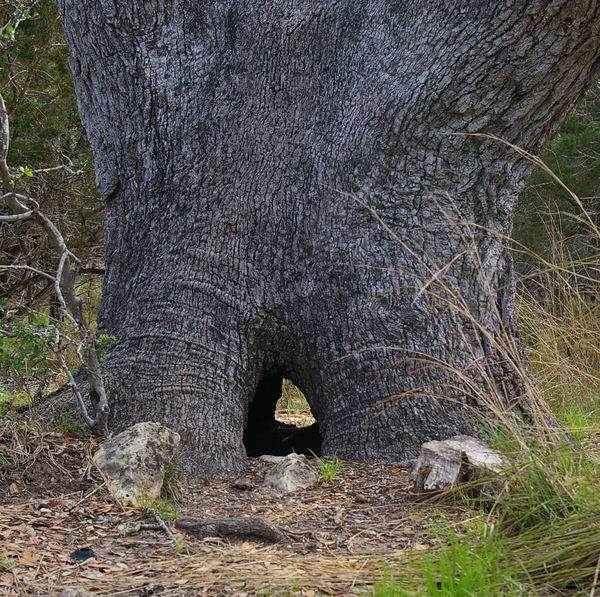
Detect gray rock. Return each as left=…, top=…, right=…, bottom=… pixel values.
left=93, top=422, right=180, bottom=506
left=59, top=589, right=95, bottom=597
left=263, top=453, right=319, bottom=493
left=411, top=434, right=510, bottom=494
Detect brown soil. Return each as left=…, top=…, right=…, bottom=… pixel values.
left=0, top=418, right=460, bottom=596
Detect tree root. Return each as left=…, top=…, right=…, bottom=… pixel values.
left=174, top=516, right=288, bottom=543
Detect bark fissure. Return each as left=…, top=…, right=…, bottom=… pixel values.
left=58, top=0, right=600, bottom=476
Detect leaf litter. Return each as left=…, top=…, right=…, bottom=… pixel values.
left=0, top=417, right=463, bottom=596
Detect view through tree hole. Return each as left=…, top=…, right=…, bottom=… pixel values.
left=243, top=375, right=321, bottom=458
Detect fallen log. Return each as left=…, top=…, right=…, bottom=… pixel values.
left=174, top=516, right=288, bottom=543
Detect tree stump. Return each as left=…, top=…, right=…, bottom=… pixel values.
left=411, top=435, right=510, bottom=495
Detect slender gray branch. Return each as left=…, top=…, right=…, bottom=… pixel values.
left=1, top=191, right=37, bottom=202
left=0, top=1, right=39, bottom=50
left=0, top=210, right=33, bottom=221
left=53, top=328, right=95, bottom=427
left=0, top=88, right=108, bottom=435
left=0, top=93, right=10, bottom=188
left=0, top=264, right=56, bottom=281
left=146, top=509, right=178, bottom=544
left=30, top=164, right=83, bottom=176
left=53, top=251, right=79, bottom=328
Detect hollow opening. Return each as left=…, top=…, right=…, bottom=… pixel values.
left=243, top=374, right=322, bottom=458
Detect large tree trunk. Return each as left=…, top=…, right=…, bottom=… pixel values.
left=58, top=0, right=600, bottom=477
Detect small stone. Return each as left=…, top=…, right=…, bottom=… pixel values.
left=263, top=454, right=319, bottom=493
left=231, top=477, right=255, bottom=491
left=69, top=547, right=96, bottom=562
left=59, top=589, right=95, bottom=597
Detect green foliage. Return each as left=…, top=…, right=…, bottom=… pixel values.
left=518, top=288, right=600, bottom=432
left=559, top=405, right=597, bottom=440
left=0, top=557, right=17, bottom=572
left=373, top=520, right=512, bottom=597
left=377, top=429, right=600, bottom=596
left=278, top=379, right=311, bottom=414
left=0, top=1, right=36, bottom=45
left=372, top=570, right=413, bottom=596
left=1, top=0, right=84, bottom=165
left=310, top=451, right=343, bottom=484
left=1, top=0, right=102, bottom=336
left=515, top=83, right=600, bottom=260
left=506, top=508, right=600, bottom=592
left=8, top=164, right=34, bottom=186
left=421, top=526, right=507, bottom=597
left=50, top=410, right=81, bottom=436
left=161, top=459, right=183, bottom=502
left=0, top=308, right=56, bottom=381
left=492, top=434, right=599, bottom=536
left=139, top=498, right=180, bottom=522
left=95, top=333, right=117, bottom=363
left=96, top=334, right=117, bottom=349
left=173, top=542, right=189, bottom=555
left=0, top=391, right=20, bottom=416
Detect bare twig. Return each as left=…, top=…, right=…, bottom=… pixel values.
left=0, top=191, right=38, bottom=205
left=0, top=264, right=55, bottom=281
left=30, top=164, right=83, bottom=176
left=1, top=88, right=109, bottom=434
left=0, top=210, right=33, bottom=221
left=0, top=92, right=11, bottom=187
left=146, top=509, right=179, bottom=544
left=0, top=1, right=39, bottom=50
left=30, top=560, right=89, bottom=584
left=53, top=330, right=95, bottom=428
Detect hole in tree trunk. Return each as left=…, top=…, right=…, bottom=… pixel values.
left=243, top=375, right=322, bottom=458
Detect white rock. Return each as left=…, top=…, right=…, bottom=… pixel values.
left=263, top=453, right=319, bottom=493
left=93, top=422, right=180, bottom=506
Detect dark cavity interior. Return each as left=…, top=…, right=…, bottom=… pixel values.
left=243, top=373, right=322, bottom=458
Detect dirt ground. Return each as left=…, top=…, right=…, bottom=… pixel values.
left=0, top=416, right=461, bottom=597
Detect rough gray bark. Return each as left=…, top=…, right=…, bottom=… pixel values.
left=58, top=0, right=600, bottom=477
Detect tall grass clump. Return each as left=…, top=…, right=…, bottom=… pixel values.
left=488, top=427, right=599, bottom=593
left=420, top=524, right=508, bottom=597
left=462, top=225, right=599, bottom=594
left=496, top=213, right=600, bottom=592
left=518, top=240, right=600, bottom=441
left=375, top=154, right=600, bottom=595
left=477, top=151, right=599, bottom=593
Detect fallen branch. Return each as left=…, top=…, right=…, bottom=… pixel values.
left=145, top=508, right=178, bottom=544
left=175, top=516, right=288, bottom=543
